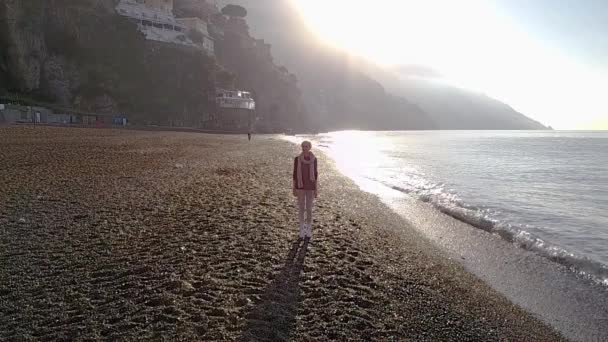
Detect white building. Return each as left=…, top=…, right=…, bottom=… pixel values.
left=216, top=89, right=256, bottom=111
left=214, top=89, right=256, bottom=131
left=176, top=17, right=214, bottom=55
left=115, top=0, right=214, bottom=55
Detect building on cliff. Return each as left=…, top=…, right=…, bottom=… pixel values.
left=115, top=0, right=214, bottom=55
left=214, top=88, right=256, bottom=131
left=175, top=17, right=214, bottom=54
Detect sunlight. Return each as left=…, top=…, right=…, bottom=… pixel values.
left=588, top=118, right=608, bottom=130
left=291, top=0, right=608, bottom=130
left=291, top=0, right=487, bottom=66
left=283, top=131, right=403, bottom=198
left=291, top=0, right=519, bottom=69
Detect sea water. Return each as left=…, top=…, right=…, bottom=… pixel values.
left=299, top=130, right=608, bottom=286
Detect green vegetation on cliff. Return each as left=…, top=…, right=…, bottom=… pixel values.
left=0, top=0, right=304, bottom=130
left=1, top=0, right=226, bottom=125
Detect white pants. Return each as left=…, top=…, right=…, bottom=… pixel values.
left=297, top=190, right=315, bottom=228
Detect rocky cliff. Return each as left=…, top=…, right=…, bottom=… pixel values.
left=173, top=0, right=308, bottom=132
left=0, top=0, right=306, bottom=130
left=1, top=0, right=136, bottom=111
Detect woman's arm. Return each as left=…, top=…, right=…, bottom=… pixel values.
left=292, top=157, right=298, bottom=195
left=314, top=159, right=319, bottom=197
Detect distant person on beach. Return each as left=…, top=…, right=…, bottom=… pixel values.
left=293, top=140, right=318, bottom=239
left=248, top=132, right=252, bottom=141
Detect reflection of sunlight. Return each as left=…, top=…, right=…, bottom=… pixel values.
left=325, top=130, right=388, bottom=174
left=284, top=131, right=405, bottom=198
left=328, top=131, right=402, bottom=198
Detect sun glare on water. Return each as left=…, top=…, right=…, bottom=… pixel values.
left=285, top=131, right=403, bottom=197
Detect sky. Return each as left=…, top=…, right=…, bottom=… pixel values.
left=291, top=0, right=608, bottom=130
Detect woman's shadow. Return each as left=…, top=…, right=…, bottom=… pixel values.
left=240, top=238, right=310, bottom=341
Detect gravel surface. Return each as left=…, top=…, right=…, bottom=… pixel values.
left=0, top=127, right=564, bottom=341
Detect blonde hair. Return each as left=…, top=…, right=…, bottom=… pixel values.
left=301, top=140, right=312, bottom=148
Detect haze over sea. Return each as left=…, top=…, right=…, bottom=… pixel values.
left=299, top=130, right=608, bottom=286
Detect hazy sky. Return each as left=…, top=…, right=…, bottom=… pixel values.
left=291, top=0, right=608, bottom=129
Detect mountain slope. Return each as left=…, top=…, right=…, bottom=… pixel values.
left=396, top=78, right=548, bottom=130
left=217, top=0, right=548, bottom=130
left=216, top=0, right=435, bottom=131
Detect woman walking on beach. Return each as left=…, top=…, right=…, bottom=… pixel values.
left=293, top=140, right=318, bottom=240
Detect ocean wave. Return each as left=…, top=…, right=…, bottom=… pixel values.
left=287, top=133, right=608, bottom=287
left=378, top=176, right=608, bottom=287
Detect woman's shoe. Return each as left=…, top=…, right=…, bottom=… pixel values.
left=305, top=223, right=313, bottom=239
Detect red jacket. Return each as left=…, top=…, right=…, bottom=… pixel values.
left=293, top=156, right=318, bottom=190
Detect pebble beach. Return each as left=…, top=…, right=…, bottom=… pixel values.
left=0, top=127, right=564, bottom=341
